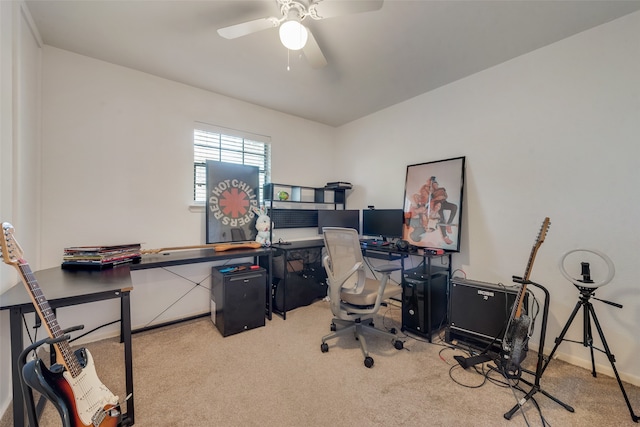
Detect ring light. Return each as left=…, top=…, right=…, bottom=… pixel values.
left=559, top=248, right=615, bottom=288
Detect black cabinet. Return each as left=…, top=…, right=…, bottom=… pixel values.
left=211, top=264, right=266, bottom=337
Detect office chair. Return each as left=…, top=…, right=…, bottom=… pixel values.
left=320, top=227, right=404, bottom=368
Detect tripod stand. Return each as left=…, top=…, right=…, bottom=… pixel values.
left=542, top=284, right=639, bottom=423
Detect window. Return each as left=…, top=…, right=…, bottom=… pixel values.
left=194, top=123, right=271, bottom=203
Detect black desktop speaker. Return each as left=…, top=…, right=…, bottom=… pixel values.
left=446, top=278, right=526, bottom=352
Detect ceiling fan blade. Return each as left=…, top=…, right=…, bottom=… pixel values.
left=217, top=17, right=280, bottom=39
left=303, top=28, right=327, bottom=69
left=309, top=0, right=384, bottom=19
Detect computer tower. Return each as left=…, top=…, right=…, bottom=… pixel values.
left=211, top=264, right=266, bottom=337
left=446, top=278, right=526, bottom=352
left=401, top=266, right=449, bottom=341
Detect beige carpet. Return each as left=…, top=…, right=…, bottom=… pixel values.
left=2, top=300, right=639, bottom=426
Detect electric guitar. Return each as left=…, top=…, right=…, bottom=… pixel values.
left=140, top=240, right=262, bottom=254
left=1, top=222, right=121, bottom=427
left=502, top=217, right=551, bottom=378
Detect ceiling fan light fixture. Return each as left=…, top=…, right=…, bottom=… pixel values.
left=279, top=20, right=308, bottom=50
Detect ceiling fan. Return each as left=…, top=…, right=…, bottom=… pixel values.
left=217, top=0, right=384, bottom=69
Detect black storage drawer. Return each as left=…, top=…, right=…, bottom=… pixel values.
left=211, top=264, right=266, bottom=337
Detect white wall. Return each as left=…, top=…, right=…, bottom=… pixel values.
left=0, top=0, right=42, bottom=417
left=39, top=46, right=337, bottom=266
left=336, top=11, right=640, bottom=385
left=33, top=46, right=338, bottom=337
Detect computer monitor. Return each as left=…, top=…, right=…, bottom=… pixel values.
left=317, top=209, right=360, bottom=234
left=362, top=209, right=404, bottom=239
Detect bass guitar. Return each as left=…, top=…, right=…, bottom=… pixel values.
left=1, top=222, right=121, bottom=427
left=502, top=217, right=551, bottom=379
left=140, top=240, right=262, bottom=254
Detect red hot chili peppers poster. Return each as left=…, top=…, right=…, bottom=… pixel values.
left=206, top=160, right=259, bottom=243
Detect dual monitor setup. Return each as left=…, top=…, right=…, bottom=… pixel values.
left=317, top=209, right=403, bottom=240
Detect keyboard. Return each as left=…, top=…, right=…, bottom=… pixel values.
left=360, top=239, right=391, bottom=247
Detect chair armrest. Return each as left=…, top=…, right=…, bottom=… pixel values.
left=325, top=256, right=364, bottom=286
left=374, top=263, right=402, bottom=273
left=338, top=261, right=364, bottom=285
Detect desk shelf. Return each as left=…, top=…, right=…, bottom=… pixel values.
left=264, top=183, right=345, bottom=206
left=264, top=183, right=346, bottom=229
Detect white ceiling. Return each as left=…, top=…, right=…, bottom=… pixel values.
left=24, top=0, right=640, bottom=127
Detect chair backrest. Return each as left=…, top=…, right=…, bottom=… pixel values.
left=322, top=227, right=365, bottom=298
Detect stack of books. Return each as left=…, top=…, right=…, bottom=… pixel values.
left=62, top=243, right=142, bottom=270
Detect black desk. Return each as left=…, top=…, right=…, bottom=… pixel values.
left=0, top=266, right=135, bottom=427
left=270, top=240, right=325, bottom=319
left=131, top=247, right=273, bottom=324
left=0, top=246, right=273, bottom=427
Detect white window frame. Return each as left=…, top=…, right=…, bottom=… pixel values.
left=193, top=122, right=271, bottom=205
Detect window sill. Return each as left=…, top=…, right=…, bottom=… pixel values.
left=189, top=203, right=205, bottom=213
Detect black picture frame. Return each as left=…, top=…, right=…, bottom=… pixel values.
left=402, top=156, right=465, bottom=252
left=205, top=160, right=260, bottom=243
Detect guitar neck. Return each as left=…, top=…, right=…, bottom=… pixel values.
left=513, top=244, right=539, bottom=318
left=512, top=217, right=551, bottom=319
left=141, top=241, right=262, bottom=254
left=523, top=247, right=538, bottom=283
left=512, top=281, right=529, bottom=320
left=17, top=261, right=82, bottom=377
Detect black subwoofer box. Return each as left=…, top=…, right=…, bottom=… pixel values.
left=211, top=264, right=266, bottom=337
left=446, top=278, right=526, bottom=352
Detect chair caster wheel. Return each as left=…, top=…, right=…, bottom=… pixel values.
left=364, top=356, right=374, bottom=368
left=321, top=343, right=329, bottom=353
left=394, top=340, right=404, bottom=350
left=330, top=323, right=336, bottom=331
left=390, top=328, right=397, bottom=334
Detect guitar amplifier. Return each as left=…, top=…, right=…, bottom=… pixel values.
left=446, top=278, right=527, bottom=352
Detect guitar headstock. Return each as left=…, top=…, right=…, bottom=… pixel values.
left=1, top=222, right=24, bottom=266
left=536, top=217, right=551, bottom=247
left=522, top=217, right=551, bottom=282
